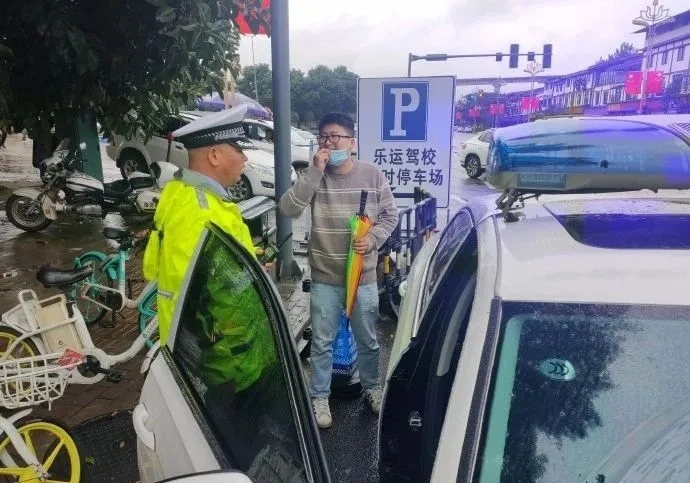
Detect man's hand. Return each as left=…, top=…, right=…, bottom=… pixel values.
left=352, top=235, right=375, bottom=255
left=313, top=147, right=330, bottom=172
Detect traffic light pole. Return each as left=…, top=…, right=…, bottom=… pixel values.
left=407, top=46, right=552, bottom=76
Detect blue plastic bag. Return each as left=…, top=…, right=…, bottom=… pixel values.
left=332, top=311, right=358, bottom=378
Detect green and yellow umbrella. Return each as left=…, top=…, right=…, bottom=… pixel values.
left=344, top=191, right=373, bottom=319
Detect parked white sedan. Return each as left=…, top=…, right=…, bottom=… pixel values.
left=457, top=129, right=494, bottom=179
left=106, top=111, right=296, bottom=202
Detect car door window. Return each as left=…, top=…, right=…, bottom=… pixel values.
left=418, top=230, right=478, bottom=478
left=422, top=210, right=474, bottom=316
left=477, top=133, right=486, bottom=143
left=381, top=228, right=479, bottom=483
left=170, top=227, right=320, bottom=481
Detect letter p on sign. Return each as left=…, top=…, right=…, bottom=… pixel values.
left=382, top=81, right=429, bottom=142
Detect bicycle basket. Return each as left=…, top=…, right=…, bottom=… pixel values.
left=0, top=350, right=83, bottom=410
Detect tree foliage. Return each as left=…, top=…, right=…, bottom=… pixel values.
left=594, top=42, right=639, bottom=65
left=0, top=0, right=243, bottom=140
left=236, top=63, right=359, bottom=126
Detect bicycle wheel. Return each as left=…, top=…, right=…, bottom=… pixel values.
left=0, top=327, right=41, bottom=397
left=138, top=288, right=159, bottom=349
left=0, top=417, right=80, bottom=482
left=72, top=253, right=111, bottom=325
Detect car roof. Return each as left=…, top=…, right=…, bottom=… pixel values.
left=472, top=192, right=690, bottom=306
left=534, top=114, right=690, bottom=140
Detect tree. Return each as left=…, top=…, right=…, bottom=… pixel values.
left=594, top=42, right=639, bottom=65
left=236, top=63, right=273, bottom=106
left=0, top=0, right=243, bottom=140
left=235, top=63, right=359, bottom=127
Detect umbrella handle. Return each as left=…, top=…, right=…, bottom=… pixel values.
left=359, top=190, right=368, bottom=216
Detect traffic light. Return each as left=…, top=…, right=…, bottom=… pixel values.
left=527, top=51, right=535, bottom=61
left=509, top=44, right=519, bottom=68
left=543, top=44, right=553, bottom=68
left=496, top=52, right=503, bottom=62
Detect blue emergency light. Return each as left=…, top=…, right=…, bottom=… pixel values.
left=486, top=117, right=690, bottom=192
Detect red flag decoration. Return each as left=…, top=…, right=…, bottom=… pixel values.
left=234, top=0, right=271, bottom=36
left=625, top=71, right=643, bottom=95
left=455, top=111, right=462, bottom=120
left=520, top=97, right=540, bottom=112
left=489, top=104, right=505, bottom=115
left=646, top=71, right=664, bottom=94
left=469, top=107, right=480, bottom=118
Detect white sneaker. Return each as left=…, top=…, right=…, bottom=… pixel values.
left=364, top=387, right=383, bottom=415
left=312, top=397, right=332, bottom=428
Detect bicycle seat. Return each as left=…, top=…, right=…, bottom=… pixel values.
left=103, top=227, right=131, bottom=241
left=36, top=265, right=93, bottom=288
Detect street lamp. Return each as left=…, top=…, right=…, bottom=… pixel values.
left=523, top=61, right=545, bottom=115
left=632, top=0, right=674, bottom=114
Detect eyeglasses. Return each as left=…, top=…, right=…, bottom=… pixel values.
left=316, top=134, right=354, bottom=144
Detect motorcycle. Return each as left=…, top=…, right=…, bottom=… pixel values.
left=5, top=139, right=176, bottom=232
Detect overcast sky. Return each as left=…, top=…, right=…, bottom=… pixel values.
left=237, top=0, right=688, bottom=96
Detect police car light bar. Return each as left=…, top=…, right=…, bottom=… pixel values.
left=486, top=117, right=690, bottom=193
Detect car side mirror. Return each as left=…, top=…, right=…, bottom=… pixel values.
left=163, top=472, right=252, bottom=482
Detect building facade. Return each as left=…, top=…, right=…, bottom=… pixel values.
left=533, top=8, right=690, bottom=117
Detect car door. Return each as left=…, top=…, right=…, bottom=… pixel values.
left=379, top=209, right=478, bottom=483
left=134, top=224, right=331, bottom=483
left=243, top=121, right=274, bottom=153
left=476, top=131, right=493, bottom=165
left=147, top=117, right=188, bottom=167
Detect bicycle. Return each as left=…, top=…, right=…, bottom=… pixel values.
left=0, top=349, right=83, bottom=482
left=71, top=227, right=158, bottom=339
left=0, top=264, right=160, bottom=387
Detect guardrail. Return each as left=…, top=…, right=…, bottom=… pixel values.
left=379, top=187, right=437, bottom=318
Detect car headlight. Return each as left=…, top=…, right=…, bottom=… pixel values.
left=246, top=162, right=274, bottom=176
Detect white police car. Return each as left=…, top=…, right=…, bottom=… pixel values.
left=380, top=115, right=690, bottom=482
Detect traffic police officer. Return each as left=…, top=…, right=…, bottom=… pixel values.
left=143, top=104, right=257, bottom=346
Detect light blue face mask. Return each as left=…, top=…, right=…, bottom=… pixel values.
left=328, top=149, right=349, bottom=167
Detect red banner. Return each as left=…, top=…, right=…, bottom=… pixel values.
left=646, top=71, right=664, bottom=94
left=625, top=71, right=643, bottom=95
left=520, top=97, right=540, bottom=112
left=489, top=104, right=504, bottom=114
left=234, top=0, right=271, bottom=36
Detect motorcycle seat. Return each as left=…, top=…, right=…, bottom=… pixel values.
left=36, top=265, right=93, bottom=288
left=103, top=227, right=131, bottom=241
left=103, top=179, right=133, bottom=198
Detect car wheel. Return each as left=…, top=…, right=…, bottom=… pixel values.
left=228, top=175, right=253, bottom=202
left=119, top=151, right=149, bottom=178
left=465, top=155, right=483, bottom=179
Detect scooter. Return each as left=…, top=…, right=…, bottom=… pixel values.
left=4, top=140, right=174, bottom=232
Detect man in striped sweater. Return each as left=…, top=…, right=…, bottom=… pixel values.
left=279, top=112, right=399, bottom=429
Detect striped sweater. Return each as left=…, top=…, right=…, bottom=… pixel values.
left=279, top=160, right=399, bottom=286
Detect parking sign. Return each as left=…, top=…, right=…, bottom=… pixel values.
left=357, top=76, right=455, bottom=208
left=382, top=82, right=429, bottom=142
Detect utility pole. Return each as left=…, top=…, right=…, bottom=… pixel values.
left=632, top=0, right=673, bottom=114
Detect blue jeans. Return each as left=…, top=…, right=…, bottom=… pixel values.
left=310, top=282, right=380, bottom=398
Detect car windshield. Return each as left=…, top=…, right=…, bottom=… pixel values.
left=476, top=301, right=690, bottom=483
